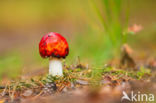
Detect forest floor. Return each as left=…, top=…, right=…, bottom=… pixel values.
left=0, top=51, right=156, bottom=103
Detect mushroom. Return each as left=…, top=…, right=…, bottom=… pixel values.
left=39, top=32, right=69, bottom=76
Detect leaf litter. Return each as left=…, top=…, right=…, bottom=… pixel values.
left=0, top=57, right=155, bottom=103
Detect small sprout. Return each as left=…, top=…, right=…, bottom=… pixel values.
left=137, top=67, right=151, bottom=80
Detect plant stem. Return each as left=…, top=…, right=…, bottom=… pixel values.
left=49, top=58, right=63, bottom=76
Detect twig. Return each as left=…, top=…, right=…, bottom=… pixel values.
left=1, top=83, right=8, bottom=96
left=0, top=86, right=5, bottom=89
left=32, top=90, right=43, bottom=100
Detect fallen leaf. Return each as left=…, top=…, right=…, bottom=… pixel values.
left=120, top=44, right=136, bottom=69
left=22, top=89, right=33, bottom=97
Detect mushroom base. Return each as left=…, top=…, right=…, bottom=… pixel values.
left=49, top=58, right=63, bottom=76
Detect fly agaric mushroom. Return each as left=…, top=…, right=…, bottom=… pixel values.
left=39, top=32, right=69, bottom=76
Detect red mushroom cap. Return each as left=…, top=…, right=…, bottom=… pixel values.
left=39, top=32, right=69, bottom=58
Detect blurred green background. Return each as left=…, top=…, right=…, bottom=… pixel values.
left=0, top=0, right=156, bottom=79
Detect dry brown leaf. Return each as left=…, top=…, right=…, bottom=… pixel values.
left=120, top=44, right=136, bottom=69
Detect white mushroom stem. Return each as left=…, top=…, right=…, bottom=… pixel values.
left=49, top=58, right=63, bottom=76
